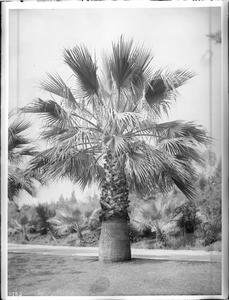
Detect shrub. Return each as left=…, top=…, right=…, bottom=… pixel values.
left=166, top=234, right=196, bottom=249
left=176, top=201, right=202, bottom=235
left=35, top=204, right=55, bottom=235
left=131, top=238, right=158, bottom=249
left=82, top=229, right=101, bottom=246
left=129, top=223, right=141, bottom=243
left=205, top=241, right=221, bottom=252
left=197, top=159, right=222, bottom=245
left=197, top=221, right=221, bottom=246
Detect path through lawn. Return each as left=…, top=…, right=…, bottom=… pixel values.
left=8, top=252, right=221, bottom=296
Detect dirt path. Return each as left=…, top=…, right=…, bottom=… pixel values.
left=8, top=243, right=221, bottom=262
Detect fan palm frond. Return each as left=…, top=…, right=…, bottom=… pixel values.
left=8, top=112, right=41, bottom=202
left=26, top=145, right=104, bottom=190
left=8, top=119, right=31, bottom=136
left=8, top=119, right=31, bottom=152
left=156, top=121, right=211, bottom=145
left=48, top=205, right=86, bottom=237
left=125, top=140, right=199, bottom=199
left=155, top=121, right=211, bottom=166
left=63, top=45, right=99, bottom=100
left=8, top=166, right=38, bottom=201
left=40, top=73, right=77, bottom=109
left=109, top=36, right=153, bottom=93
left=145, top=68, right=195, bottom=117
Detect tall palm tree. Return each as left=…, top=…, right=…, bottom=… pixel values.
left=8, top=112, right=41, bottom=206
left=22, top=36, right=210, bottom=262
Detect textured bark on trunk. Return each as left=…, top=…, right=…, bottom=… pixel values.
left=99, top=217, right=131, bottom=262
left=99, top=150, right=131, bottom=262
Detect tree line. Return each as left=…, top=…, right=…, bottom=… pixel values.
left=9, top=158, right=221, bottom=250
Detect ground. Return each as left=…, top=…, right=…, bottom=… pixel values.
left=8, top=244, right=221, bottom=297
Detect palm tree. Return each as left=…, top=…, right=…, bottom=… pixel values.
left=48, top=205, right=88, bottom=246
left=22, top=36, right=210, bottom=262
left=8, top=112, right=40, bottom=207
left=130, top=194, right=185, bottom=248
left=8, top=215, right=34, bottom=242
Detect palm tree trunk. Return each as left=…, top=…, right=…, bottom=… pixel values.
left=99, top=217, right=131, bottom=262
left=99, top=151, right=131, bottom=262
left=48, top=228, right=58, bottom=244
left=77, top=231, right=83, bottom=246
left=23, top=231, right=29, bottom=242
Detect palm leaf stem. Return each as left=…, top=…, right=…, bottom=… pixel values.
left=130, top=217, right=154, bottom=230
left=125, top=126, right=157, bottom=137
left=131, top=133, right=159, bottom=138
left=71, top=112, right=102, bottom=132
left=67, top=94, right=96, bottom=120
left=87, top=153, right=104, bottom=174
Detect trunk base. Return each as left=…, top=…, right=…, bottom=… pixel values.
left=99, top=217, right=131, bottom=263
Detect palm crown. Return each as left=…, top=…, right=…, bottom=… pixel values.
left=22, top=37, right=210, bottom=208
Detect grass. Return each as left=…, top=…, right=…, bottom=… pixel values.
left=8, top=252, right=221, bottom=296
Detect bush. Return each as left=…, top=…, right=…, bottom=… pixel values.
left=132, top=238, right=158, bottom=249
left=129, top=224, right=141, bottom=243
left=205, top=241, right=221, bottom=252
left=82, top=229, right=101, bottom=246
left=196, top=159, right=222, bottom=245
left=166, top=234, right=196, bottom=249
left=177, top=201, right=202, bottom=235
left=197, top=221, right=221, bottom=246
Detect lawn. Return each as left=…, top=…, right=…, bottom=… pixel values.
left=8, top=252, right=221, bottom=296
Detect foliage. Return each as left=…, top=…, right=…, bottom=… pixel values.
left=8, top=211, right=35, bottom=242
left=176, top=201, right=202, bottom=235
left=166, top=234, right=196, bottom=249
left=197, top=160, right=221, bottom=245
left=205, top=241, right=221, bottom=252
left=198, top=175, right=208, bottom=191
left=130, top=191, right=186, bottom=246
left=84, top=208, right=101, bottom=231
left=207, top=30, right=221, bottom=44
left=35, top=204, right=55, bottom=235
left=8, top=157, right=221, bottom=250
left=81, top=229, right=101, bottom=246
left=48, top=204, right=90, bottom=245
left=8, top=158, right=222, bottom=250
left=68, top=190, right=78, bottom=205
left=21, top=36, right=210, bottom=210
left=8, top=112, right=41, bottom=205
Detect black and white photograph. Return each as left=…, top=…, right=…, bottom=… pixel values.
left=1, top=1, right=228, bottom=299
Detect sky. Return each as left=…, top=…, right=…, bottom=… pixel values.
left=8, top=4, right=222, bottom=206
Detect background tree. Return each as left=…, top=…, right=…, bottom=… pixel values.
left=176, top=202, right=199, bottom=235
left=35, top=204, right=55, bottom=235
left=22, top=37, right=210, bottom=262
left=207, top=30, right=221, bottom=44
left=197, top=159, right=221, bottom=245
left=69, top=190, right=78, bottom=204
